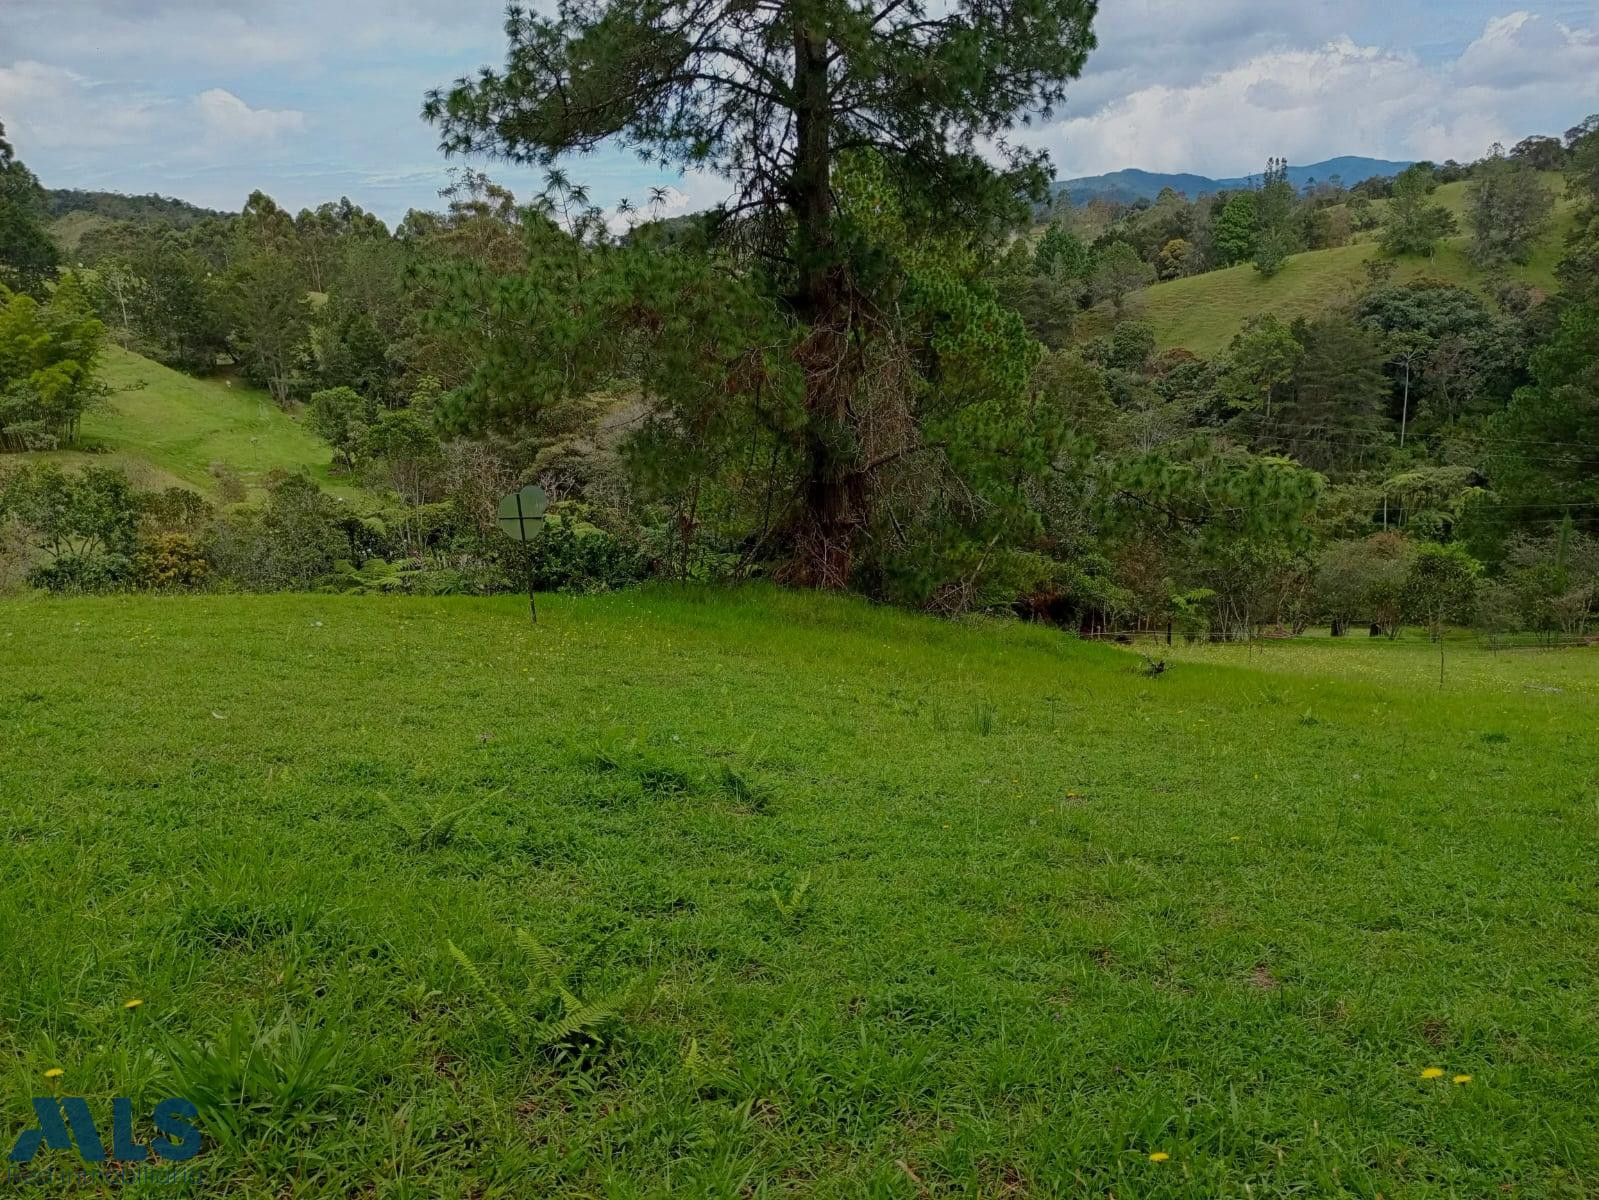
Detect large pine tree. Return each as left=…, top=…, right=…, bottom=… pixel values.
left=425, top=0, right=1097, bottom=585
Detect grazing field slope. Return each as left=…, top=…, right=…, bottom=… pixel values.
left=35, top=345, right=363, bottom=501
left=1083, top=175, right=1579, bottom=354
left=1, top=587, right=1596, bottom=1196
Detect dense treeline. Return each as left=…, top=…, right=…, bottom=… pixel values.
left=2, top=77, right=1599, bottom=642
left=44, top=188, right=229, bottom=229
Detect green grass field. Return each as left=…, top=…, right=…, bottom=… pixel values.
left=35, top=346, right=362, bottom=502
left=49, top=212, right=116, bottom=258
left=1080, top=176, right=1579, bottom=354
left=2, top=586, right=1596, bottom=1196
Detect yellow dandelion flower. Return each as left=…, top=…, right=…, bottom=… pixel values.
left=1421, top=1067, right=1445, bottom=1079
left=123, top=998, right=144, bottom=1010
left=1148, top=1152, right=1170, bottom=1163
left=1452, top=1074, right=1472, bottom=1085
left=43, top=1068, right=63, bottom=1079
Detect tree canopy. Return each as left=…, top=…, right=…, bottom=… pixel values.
left=0, top=121, right=61, bottom=295
left=0, top=274, right=105, bottom=450
left=1380, top=164, right=1457, bottom=257
left=425, top=0, right=1099, bottom=585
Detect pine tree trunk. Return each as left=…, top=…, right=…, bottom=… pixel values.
left=782, top=23, right=862, bottom=589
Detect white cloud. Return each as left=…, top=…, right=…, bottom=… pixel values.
left=1081, top=1, right=1349, bottom=86
left=2, top=0, right=508, bottom=71
left=605, top=176, right=734, bottom=234
left=0, top=61, right=167, bottom=152
left=1454, top=9, right=1599, bottom=89
left=0, top=62, right=304, bottom=172
left=193, top=88, right=305, bottom=143
left=4, top=2, right=1598, bottom=222
left=1032, top=41, right=1428, bottom=176
left=1026, top=12, right=1599, bottom=179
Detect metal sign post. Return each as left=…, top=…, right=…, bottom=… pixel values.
left=497, top=484, right=549, bottom=622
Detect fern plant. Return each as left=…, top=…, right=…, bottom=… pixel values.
left=769, top=872, right=813, bottom=922
left=683, top=1036, right=739, bottom=1098
left=718, top=734, right=772, bottom=812
left=384, top=789, right=497, bottom=851
left=447, top=928, right=654, bottom=1054
left=719, top=763, right=770, bottom=813
left=321, top=558, right=413, bottom=595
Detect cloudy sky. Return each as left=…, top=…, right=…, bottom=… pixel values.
left=2, top=0, right=1597, bottom=225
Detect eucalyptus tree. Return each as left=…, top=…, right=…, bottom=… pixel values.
left=425, top=0, right=1098, bottom=586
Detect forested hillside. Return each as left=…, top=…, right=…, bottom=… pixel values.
left=44, top=188, right=229, bottom=226
left=3, top=96, right=1599, bottom=644
left=46, top=188, right=232, bottom=254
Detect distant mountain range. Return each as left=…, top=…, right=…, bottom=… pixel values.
left=1049, top=157, right=1414, bottom=206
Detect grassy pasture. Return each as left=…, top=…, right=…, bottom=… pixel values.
left=48, top=211, right=115, bottom=257
left=1158, top=630, right=1599, bottom=699
left=1, top=587, right=1596, bottom=1196
left=34, top=346, right=363, bottom=502
left=1079, top=175, right=1579, bottom=354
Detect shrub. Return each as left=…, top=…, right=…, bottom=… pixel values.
left=0, top=275, right=105, bottom=450
left=135, top=532, right=209, bottom=590
left=142, top=487, right=212, bottom=535
left=207, top=474, right=348, bottom=590
left=209, top=462, right=247, bottom=504
left=1315, top=533, right=1414, bottom=636
left=27, top=551, right=133, bottom=593
left=0, top=512, right=29, bottom=591
left=1500, top=527, right=1599, bottom=639
left=1404, top=542, right=1481, bottom=640
left=529, top=517, right=651, bottom=594
left=1, top=462, right=142, bottom=592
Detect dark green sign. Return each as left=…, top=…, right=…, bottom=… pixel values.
left=498, top=484, right=549, bottom=622
left=498, top=485, right=549, bottom=543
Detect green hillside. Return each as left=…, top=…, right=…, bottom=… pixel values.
left=1, top=587, right=1595, bottom=1193
left=48, top=210, right=115, bottom=258
left=36, top=346, right=364, bottom=501
left=1084, top=175, right=1578, bottom=355
left=46, top=187, right=230, bottom=256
